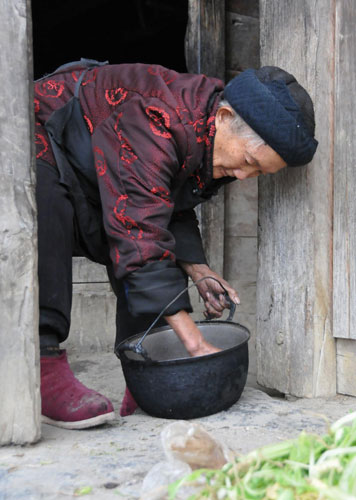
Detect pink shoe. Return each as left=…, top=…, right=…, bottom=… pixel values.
left=41, top=350, right=115, bottom=429
left=119, top=387, right=138, bottom=416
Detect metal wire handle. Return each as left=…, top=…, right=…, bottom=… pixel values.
left=120, top=276, right=236, bottom=359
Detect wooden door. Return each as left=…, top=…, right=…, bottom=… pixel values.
left=256, top=0, right=336, bottom=397
left=333, top=0, right=356, bottom=397
left=185, top=0, right=226, bottom=277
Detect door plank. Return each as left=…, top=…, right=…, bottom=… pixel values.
left=257, top=0, right=336, bottom=397
left=336, top=339, right=356, bottom=397
left=185, top=0, right=225, bottom=276
left=333, top=0, right=356, bottom=340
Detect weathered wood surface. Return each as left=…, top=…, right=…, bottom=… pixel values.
left=185, top=0, right=225, bottom=276
left=0, top=0, right=41, bottom=444
left=224, top=0, right=260, bottom=375
left=256, top=0, right=336, bottom=397
left=185, top=0, right=225, bottom=80
left=226, top=12, right=259, bottom=75
left=336, top=339, right=356, bottom=397
left=333, top=0, right=356, bottom=340
left=227, top=0, right=259, bottom=18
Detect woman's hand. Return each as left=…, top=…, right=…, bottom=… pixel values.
left=164, top=310, right=221, bottom=357
left=178, top=262, right=240, bottom=319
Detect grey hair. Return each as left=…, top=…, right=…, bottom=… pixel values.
left=219, top=99, right=265, bottom=150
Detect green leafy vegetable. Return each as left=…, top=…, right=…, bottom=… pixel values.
left=168, top=411, right=356, bottom=500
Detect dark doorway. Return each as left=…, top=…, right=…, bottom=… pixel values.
left=31, top=0, right=188, bottom=80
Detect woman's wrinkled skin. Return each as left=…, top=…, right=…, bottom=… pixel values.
left=213, top=106, right=287, bottom=180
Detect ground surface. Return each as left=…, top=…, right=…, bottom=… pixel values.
left=1, top=352, right=355, bottom=500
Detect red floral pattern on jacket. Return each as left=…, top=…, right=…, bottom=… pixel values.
left=34, top=63, right=224, bottom=279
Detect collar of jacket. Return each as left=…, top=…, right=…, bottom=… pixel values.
left=193, top=91, right=234, bottom=199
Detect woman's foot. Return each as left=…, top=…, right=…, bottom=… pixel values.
left=119, top=387, right=138, bottom=416
left=41, top=350, right=115, bottom=429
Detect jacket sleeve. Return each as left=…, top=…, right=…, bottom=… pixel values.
left=168, top=209, right=207, bottom=265
left=92, top=97, right=192, bottom=316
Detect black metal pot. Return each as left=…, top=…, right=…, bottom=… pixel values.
left=116, top=319, right=249, bottom=419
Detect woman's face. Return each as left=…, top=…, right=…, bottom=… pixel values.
left=212, top=107, right=287, bottom=180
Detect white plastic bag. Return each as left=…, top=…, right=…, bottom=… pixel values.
left=161, top=421, right=229, bottom=470
left=140, top=421, right=232, bottom=499
left=140, top=460, right=192, bottom=500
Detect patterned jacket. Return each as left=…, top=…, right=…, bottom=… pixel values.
left=34, top=60, right=229, bottom=316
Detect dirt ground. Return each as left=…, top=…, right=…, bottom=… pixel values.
left=1, top=351, right=355, bottom=500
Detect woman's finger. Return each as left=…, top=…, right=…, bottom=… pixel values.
left=196, top=274, right=240, bottom=306
left=218, top=293, right=230, bottom=308
left=206, top=292, right=225, bottom=312
left=204, top=300, right=223, bottom=318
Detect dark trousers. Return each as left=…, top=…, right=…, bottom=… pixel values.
left=36, top=160, right=165, bottom=350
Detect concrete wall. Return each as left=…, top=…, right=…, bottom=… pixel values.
left=63, top=259, right=116, bottom=353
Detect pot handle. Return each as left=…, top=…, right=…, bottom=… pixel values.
left=117, top=276, right=236, bottom=360
left=118, top=341, right=152, bottom=362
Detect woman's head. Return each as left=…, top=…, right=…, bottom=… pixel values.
left=213, top=102, right=287, bottom=180
left=218, top=66, right=318, bottom=170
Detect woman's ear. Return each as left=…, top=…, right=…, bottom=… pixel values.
left=215, top=106, right=234, bottom=129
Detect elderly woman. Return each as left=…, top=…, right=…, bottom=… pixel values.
left=35, top=61, right=317, bottom=429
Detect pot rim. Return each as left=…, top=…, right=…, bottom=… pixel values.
left=116, top=319, right=250, bottom=366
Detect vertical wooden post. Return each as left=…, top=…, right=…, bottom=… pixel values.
left=0, top=0, right=41, bottom=444
left=185, top=0, right=225, bottom=275
left=333, top=0, right=356, bottom=397
left=256, top=0, right=336, bottom=397
left=333, top=0, right=356, bottom=341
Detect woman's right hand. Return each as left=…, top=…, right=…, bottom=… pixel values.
left=164, top=309, right=221, bottom=357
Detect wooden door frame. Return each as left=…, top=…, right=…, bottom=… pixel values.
left=185, top=0, right=226, bottom=276
left=333, top=0, right=356, bottom=397
left=256, top=0, right=336, bottom=397
left=0, top=0, right=41, bottom=445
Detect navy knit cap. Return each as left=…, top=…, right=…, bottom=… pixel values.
left=223, top=67, right=318, bottom=166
